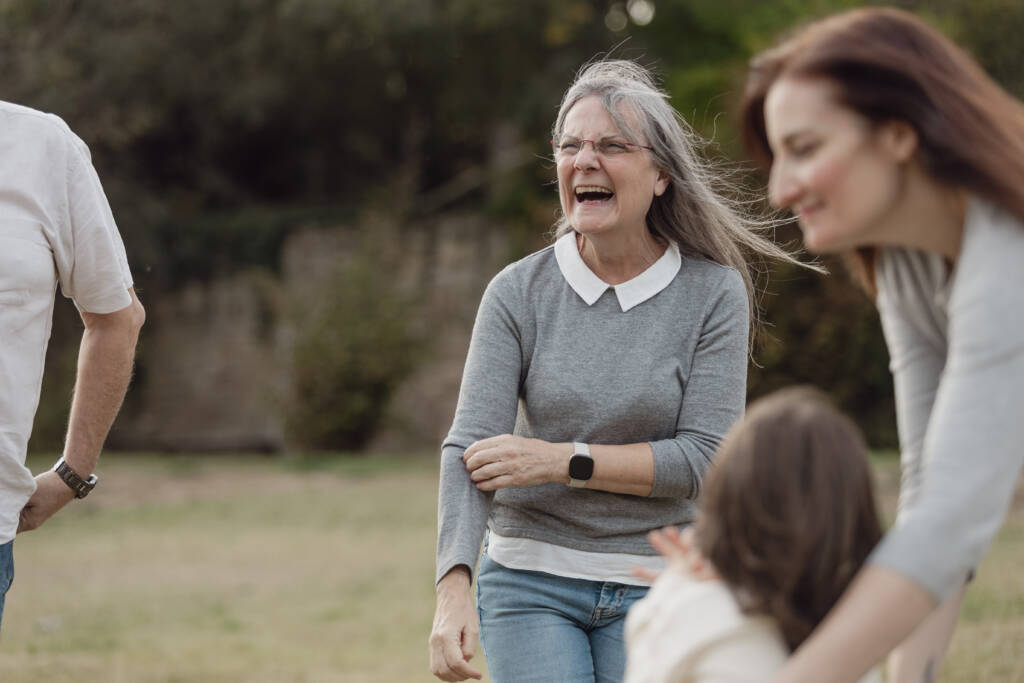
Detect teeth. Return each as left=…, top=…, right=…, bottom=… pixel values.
left=574, top=185, right=614, bottom=203
left=575, top=185, right=613, bottom=195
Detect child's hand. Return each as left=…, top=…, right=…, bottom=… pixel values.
left=632, top=525, right=717, bottom=583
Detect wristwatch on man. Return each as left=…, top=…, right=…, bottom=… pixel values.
left=568, top=442, right=594, bottom=488
left=52, top=458, right=98, bottom=499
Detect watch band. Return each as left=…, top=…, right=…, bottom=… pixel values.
left=568, top=442, right=593, bottom=488
left=53, top=458, right=98, bottom=499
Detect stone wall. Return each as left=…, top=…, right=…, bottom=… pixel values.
left=110, top=212, right=524, bottom=454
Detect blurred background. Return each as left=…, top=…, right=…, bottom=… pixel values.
left=12, top=0, right=1024, bottom=456
left=6, top=2, right=1024, bottom=681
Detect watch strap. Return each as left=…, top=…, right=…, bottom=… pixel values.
left=568, top=442, right=593, bottom=488
left=53, top=458, right=98, bottom=499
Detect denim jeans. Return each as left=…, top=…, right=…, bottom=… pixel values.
left=0, top=540, right=12, bottom=631
left=476, top=551, right=648, bottom=683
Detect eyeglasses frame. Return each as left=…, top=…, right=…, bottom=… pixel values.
left=550, top=137, right=655, bottom=158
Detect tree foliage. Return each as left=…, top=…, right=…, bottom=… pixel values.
left=10, top=0, right=1020, bottom=449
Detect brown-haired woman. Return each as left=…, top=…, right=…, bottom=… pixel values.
left=624, top=387, right=883, bottom=683
left=741, top=7, right=1024, bottom=683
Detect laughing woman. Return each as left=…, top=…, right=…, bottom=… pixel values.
left=428, top=60, right=799, bottom=683
left=741, top=8, right=1024, bottom=683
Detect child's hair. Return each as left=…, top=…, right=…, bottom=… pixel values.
left=693, top=386, right=883, bottom=651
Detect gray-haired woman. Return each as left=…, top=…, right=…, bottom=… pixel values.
left=429, top=60, right=797, bottom=683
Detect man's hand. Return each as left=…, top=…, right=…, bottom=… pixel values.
left=18, top=471, right=76, bottom=533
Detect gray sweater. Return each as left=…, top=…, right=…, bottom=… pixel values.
left=871, top=197, right=1024, bottom=601
left=435, top=240, right=749, bottom=583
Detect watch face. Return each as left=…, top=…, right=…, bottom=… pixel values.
left=568, top=454, right=594, bottom=480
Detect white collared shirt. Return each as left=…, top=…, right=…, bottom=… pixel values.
left=552, top=231, right=682, bottom=311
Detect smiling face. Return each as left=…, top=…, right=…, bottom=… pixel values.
left=764, top=76, right=910, bottom=253
left=556, top=96, right=668, bottom=239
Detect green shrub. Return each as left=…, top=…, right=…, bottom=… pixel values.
left=285, top=247, right=424, bottom=452
left=749, top=256, right=897, bottom=448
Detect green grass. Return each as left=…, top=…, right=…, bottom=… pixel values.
left=0, top=453, right=1020, bottom=682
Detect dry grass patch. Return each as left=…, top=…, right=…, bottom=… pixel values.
left=0, top=453, right=450, bottom=683
left=0, top=453, right=1018, bottom=682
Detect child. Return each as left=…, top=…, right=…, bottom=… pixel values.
left=625, top=387, right=884, bottom=682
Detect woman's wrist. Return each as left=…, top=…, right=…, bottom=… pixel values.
left=545, top=440, right=574, bottom=484
left=437, top=565, right=472, bottom=594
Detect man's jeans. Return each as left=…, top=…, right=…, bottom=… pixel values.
left=0, top=540, right=13, bottom=630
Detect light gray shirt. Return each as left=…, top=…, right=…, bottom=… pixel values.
left=435, top=234, right=748, bottom=583
left=871, top=197, right=1024, bottom=601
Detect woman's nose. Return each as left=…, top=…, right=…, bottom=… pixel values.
left=574, top=143, right=600, bottom=170
left=768, top=163, right=800, bottom=209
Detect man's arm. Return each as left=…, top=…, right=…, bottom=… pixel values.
left=19, top=288, right=145, bottom=532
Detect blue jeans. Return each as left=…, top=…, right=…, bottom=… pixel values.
left=0, top=540, right=12, bottom=631
left=476, top=552, right=648, bottom=683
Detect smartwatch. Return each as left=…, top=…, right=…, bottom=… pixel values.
left=568, top=442, right=594, bottom=488
left=53, top=458, right=98, bottom=499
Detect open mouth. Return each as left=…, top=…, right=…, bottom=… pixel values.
left=574, top=185, right=614, bottom=204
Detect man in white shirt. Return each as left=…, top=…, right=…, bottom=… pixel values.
left=0, top=101, right=145, bottom=628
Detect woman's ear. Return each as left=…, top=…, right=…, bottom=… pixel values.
left=654, top=170, right=670, bottom=197
left=878, top=120, right=919, bottom=163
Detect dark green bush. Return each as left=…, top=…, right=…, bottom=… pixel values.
left=749, top=257, right=897, bottom=448
left=26, top=299, right=81, bottom=454
left=285, top=248, right=424, bottom=451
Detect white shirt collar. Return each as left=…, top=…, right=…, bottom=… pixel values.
left=553, top=232, right=682, bottom=312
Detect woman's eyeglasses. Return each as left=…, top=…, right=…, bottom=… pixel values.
left=551, top=137, right=654, bottom=159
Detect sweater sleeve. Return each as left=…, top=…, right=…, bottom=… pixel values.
left=870, top=209, right=1024, bottom=601
left=648, top=267, right=749, bottom=499
left=874, top=250, right=948, bottom=514
left=435, top=268, right=526, bottom=584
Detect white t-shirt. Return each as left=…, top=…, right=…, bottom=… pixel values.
left=0, top=101, right=133, bottom=544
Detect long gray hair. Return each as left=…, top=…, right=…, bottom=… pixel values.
left=552, top=59, right=812, bottom=349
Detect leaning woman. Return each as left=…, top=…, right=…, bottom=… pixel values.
left=741, top=8, right=1024, bottom=683
left=429, top=60, right=797, bottom=683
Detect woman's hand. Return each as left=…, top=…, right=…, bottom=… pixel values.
left=463, top=435, right=568, bottom=491
left=429, top=567, right=483, bottom=681
left=633, top=525, right=717, bottom=583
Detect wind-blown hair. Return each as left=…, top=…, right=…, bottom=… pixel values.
left=694, top=386, right=883, bottom=651
left=740, top=7, right=1024, bottom=294
left=552, top=59, right=811, bottom=348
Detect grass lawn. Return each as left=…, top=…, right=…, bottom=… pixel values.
left=0, top=452, right=1020, bottom=682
